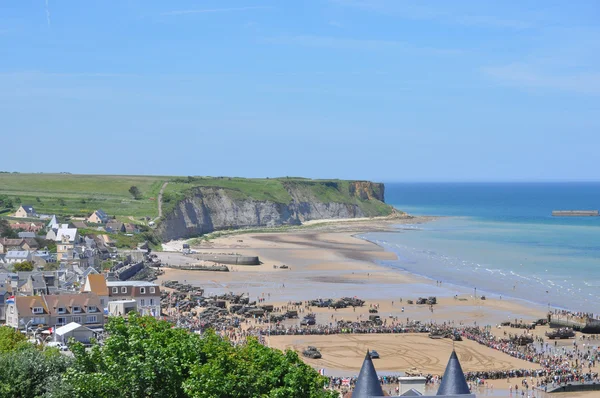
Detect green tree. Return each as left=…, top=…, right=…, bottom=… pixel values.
left=44, top=262, right=59, bottom=271
left=36, top=197, right=41, bottom=203
left=13, top=261, right=34, bottom=272
left=0, top=194, right=14, bottom=209
left=0, top=219, right=18, bottom=238
left=0, top=326, right=27, bottom=353
left=183, top=333, right=334, bottom=398
left=57, top=315, right=335, bottom=398
left=0, top=345, right=72, bottom=398
left=58, top=198, right=66, bottom=206
left=129, top=186, right=142, bottom=200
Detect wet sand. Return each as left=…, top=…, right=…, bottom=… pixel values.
left=156, top=220, right=598, bottom=397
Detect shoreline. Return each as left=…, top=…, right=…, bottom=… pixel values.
left=354, top=232, right=553, bottom=316
left=155, top=218, right=598, bottom=397
left=165, top=212, right=568, bottom=317
left=356, top=217, right=598, bottom=315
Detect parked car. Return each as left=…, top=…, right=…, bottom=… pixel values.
left=46, top=341, right=68, bottom=351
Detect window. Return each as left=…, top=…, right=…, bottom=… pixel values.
left=57, top=307, right=66, bottom=314
left=100, top=299, right=105, bottom=305
left=112, top=287, right=118, bottom=294
left=9, top=307, right=14, bottom=314
left=33, top=317, right=45, bottom=325
left=32, top=307, right=43, bottom=314
left=150, top=299, right=154, bottom=305
left=150, top=287, right=156, bottom=294
left=140, top=299, right=145, bottom=306
left=88, top=306, right=98, bottom=313
left=73, top=306, right=81, bottom=313
left=140, top=287, right=146, bottom=294
left=86, top=315, right=97, bottom=324
left=57, top=317, right=66, bottom=325
left=121, top=287, right=127, bottom=293
left=72, top=316, right=82, bottom=323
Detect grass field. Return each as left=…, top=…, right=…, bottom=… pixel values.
left=0, top=174, right=166, bottom=218
left=0, top=174, right=392, bottom=220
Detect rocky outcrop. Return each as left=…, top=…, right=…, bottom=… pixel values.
left=157, top=181, right=391, bottom=241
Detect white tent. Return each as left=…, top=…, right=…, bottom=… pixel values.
left=54, top=322, right=95, bottom=344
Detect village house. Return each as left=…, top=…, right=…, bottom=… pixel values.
left=14, top=205, right=37, bottom=218
left=32, top=250, right=56, bottom=268
left=18, top=273, right=49, bottom=295
left=0, top=238, right=26, bottom=253
left=106, top=280, right=161, bottom=317
left=12, top=222, right=44, bottom=233
left=55, top=228, right=78, bottom=262
left=105, top=221, right=125, bottom=233
left=46, top=215, right=58, bottom=231
left=124, top=223, right=140, bottom=234
left=5, top=293, right=104, bottom=330
left=70, top=221, right=87, bottom=229
left=0, top=276, right=9, bottom=322
left=46, top=224, right=70, bottom=241
left=87, top=209, right=109, bottom=224
left=81, top=273, right=109, bottom=308
left=5, top=250, right=33, bottom=264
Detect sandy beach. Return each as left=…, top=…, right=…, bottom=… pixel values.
left=156, top=218, right=599, bottom=397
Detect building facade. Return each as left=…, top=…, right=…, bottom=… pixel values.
left=14, top=205, right=37, bottom=218
left=5, top=293, right=104, bottom=330
left=106, top=281, right=161, bottom=317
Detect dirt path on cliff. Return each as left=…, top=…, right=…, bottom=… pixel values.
left=155, top=181, right=168, bottom=221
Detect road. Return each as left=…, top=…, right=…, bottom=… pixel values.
left=155, top=181, right=168, bottom=221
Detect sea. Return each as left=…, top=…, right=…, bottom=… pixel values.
left=361, top=183, right=600, bottom=314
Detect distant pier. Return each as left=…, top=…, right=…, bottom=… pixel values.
left=551, top=210, right=599, bottom=217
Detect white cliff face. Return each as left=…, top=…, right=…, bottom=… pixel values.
left=157, top=183, right=389, bottom=241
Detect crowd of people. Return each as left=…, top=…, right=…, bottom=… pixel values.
left=552, top=308, right=600, bottom=322
left=462, top=326, right=599, bottom=388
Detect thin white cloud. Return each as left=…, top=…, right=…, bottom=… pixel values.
left=482, top=63, right=600, bottom=95
left=266, top=35, right=462, bottom=55
left=162, top=7, right=270, bottom=16
left=45, top=0, right=51, bottom=26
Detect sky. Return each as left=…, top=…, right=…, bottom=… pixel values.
left=1, top=0, right=599, bottom=182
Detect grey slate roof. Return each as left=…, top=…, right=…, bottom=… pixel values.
left=21, top=205, right=35, bottom=214
left=401, top=389, right=423, bottom=396
left=353, top=351, right=384, bottom=397
left=436, top=351, right=471, bottom=396
left=29, top=275, right=47, bottom=290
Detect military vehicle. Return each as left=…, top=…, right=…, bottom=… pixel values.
left=546, top=328, right=575, bottom=339
left=302, top=346, right=322, bottom=359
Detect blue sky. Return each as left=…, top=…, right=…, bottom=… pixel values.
left=1, top=0, right=599, bottom=181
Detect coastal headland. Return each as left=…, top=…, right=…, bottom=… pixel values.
left=157, top=217, right=599, bottom=397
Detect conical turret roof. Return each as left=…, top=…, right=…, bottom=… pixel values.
left=353, top=351, right=384, bottom=397
left=436, top=350, right=470, bottom=395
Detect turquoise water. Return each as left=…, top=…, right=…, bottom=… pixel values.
left=363, top=183, right=600, bottom=313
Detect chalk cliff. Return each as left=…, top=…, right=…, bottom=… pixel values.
left=157, top=180, right=392, bottom=241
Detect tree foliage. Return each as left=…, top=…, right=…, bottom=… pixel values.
left=0, top=194, right=14, bottom=209
left=128, top=186, right=142, bottom=200
left=0, top=219, right=18, bottom=238
left=53, top=315, right=335, bottom=398
left=0, top=346, right=72, bottom=398
left=13, top=261, right=35, bottom=272
left=0, top=326, right=27, bottom=353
